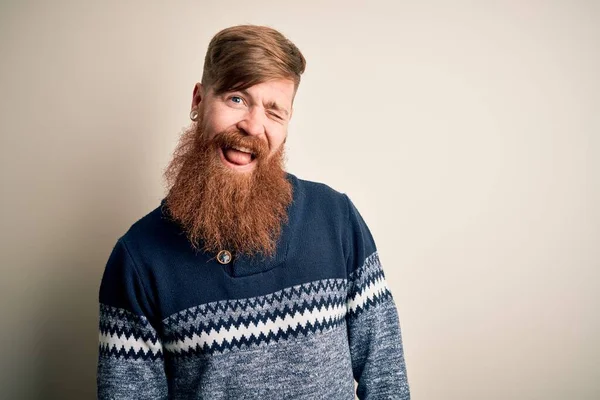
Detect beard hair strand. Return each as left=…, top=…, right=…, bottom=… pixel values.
left=163, top=123, right=292, bottom=258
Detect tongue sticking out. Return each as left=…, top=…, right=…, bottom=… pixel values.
left=224, top=148, right=253, bottom=166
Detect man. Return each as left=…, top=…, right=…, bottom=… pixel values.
left=98, top=25, right=410, bottom=399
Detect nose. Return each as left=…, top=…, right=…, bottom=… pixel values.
left=236, top=107, right=265, bottom=137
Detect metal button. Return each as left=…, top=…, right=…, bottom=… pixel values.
left=216, top=250, right=232, bottom=265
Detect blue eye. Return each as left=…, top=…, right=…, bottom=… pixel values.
left=231, top=96, right=243, bottom=104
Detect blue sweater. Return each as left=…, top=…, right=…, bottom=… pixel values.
left=98, top=174, right=410, bottom=399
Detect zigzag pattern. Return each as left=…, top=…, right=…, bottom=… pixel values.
left=162, top=279, right=348, bottom=357
left=167, top=315, right=345, bottom=358
left=98, top=254, right=392, bottom=360
left=347, top=252, right=393, bottom=318
left=166, top=298, right=346, bottom=342
left=98, top=341, right=164, bottom=361
left=99, top=304, right=164, bottom=361
left=348, top=252, right=384, bottom=283
left=164, top=279, right=347, bottom=329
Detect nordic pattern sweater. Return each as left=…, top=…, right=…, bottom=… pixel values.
left=97, top=174, right=410, bottom=399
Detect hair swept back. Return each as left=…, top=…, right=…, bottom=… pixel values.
left=201, top=25, right=306, bottom=94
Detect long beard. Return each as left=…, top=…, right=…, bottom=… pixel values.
left=163, top=123, right=293, bottom=258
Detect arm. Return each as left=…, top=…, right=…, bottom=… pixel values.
left=97, top=239, right=168, bottom=399
left=344, top=196, right=410, bottom=399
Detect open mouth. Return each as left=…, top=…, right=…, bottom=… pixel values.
left=220, top=145, right=257, bottom=169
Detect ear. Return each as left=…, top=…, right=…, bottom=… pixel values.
left=191, top=83, right=204, bottom=110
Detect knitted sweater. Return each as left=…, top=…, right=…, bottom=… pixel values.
left=97, top=174, right=410, bottom=399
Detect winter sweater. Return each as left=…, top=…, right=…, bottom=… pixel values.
left=97, top=173, right=410, bottom=399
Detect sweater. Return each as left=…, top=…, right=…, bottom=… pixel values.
left=97, top=173, right=410, bottom=399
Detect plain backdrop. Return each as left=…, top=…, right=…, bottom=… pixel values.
left=1, top=1, right=598, bottom=399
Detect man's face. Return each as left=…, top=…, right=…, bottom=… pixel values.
left=164, top=78, right=296, bottom=256
left=192, top=79, right=295, bottom=173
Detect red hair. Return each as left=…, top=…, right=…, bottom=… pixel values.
left=201, top=25, right=306, bottom=94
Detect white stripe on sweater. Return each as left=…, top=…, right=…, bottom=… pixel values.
left=347, top=275, right=389, bottom=313
left=99, top=331, right=163, bottom=355
left=164, top=303, right=346, bottom=353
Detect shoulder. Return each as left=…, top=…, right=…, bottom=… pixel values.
left=289, top=173, right=351, bottom=217
left=118, top=201, right=184, bottom=263
left=120, top=203, right=165, bottom=240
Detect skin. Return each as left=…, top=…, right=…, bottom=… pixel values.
left=191, top=79, right=296, bottom=173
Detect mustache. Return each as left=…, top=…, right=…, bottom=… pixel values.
left=210, top=129, right=269, bottom=160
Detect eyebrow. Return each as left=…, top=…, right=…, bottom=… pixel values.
left=239, top=89, right=289, bottom=116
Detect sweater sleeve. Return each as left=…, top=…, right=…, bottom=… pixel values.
left=97, top=239, right=168, bottom=399
left=344, top=195, right=410, bottom=399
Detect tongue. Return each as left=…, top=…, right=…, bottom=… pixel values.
left=224, top=148, right=252, bottom=165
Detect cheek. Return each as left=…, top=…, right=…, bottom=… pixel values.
left=202, top=119, right=224, bottom=140
left=202, top=106, right=238, bottom=136
left=267, top=130, right=287, bottom=152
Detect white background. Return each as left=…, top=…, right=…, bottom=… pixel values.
left=1, top=1, right=598, bottom=398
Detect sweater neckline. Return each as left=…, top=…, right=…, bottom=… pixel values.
left=221, top=173, right=298, bottom=278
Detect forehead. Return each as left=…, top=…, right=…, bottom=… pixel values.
left=244, top=79, right=295, bottom=96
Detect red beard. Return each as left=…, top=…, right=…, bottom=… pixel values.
left=163, top=124, right=292, bottom=258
